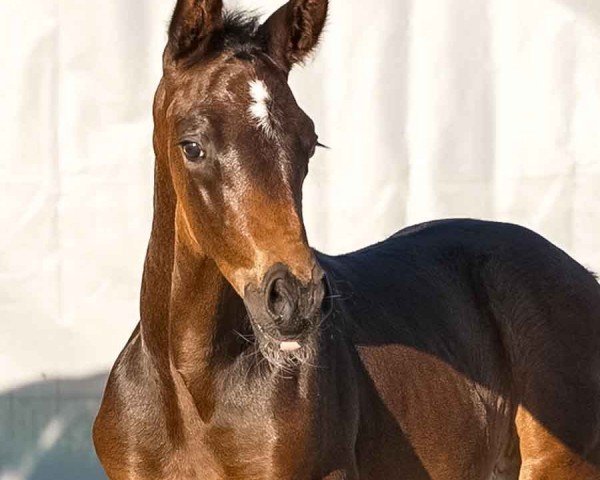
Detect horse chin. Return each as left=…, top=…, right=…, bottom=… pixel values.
left=252, top=325, right=318, bottom=370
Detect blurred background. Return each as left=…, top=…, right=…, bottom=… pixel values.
left=1, top=0, right=599, bottom=478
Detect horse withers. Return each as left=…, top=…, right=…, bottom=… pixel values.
left=93, top=0, right=600, bottom=478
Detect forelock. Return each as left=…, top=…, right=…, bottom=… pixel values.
left=220, top=10, right=263, bottom=54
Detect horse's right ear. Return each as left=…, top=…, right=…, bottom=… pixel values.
left=166, top=0, right=224, bottom=63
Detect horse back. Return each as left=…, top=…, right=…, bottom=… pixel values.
left=318, top=219, right=600, bottom=478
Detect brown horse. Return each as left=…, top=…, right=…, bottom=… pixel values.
left=93, top=0, right=600, bottom=478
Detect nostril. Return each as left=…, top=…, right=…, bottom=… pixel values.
left=267, top=277, right=298, bottom=324
left=268, top=278, right=288, bottom=317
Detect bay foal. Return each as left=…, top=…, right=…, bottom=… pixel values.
left=93, top=0, right=600, bottom=478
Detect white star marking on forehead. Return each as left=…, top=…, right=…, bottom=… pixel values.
left=248, top=79, right=277, bottom=139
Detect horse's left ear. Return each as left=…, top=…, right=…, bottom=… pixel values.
left=166, top=0, right=224, bottom=63
left=259, top=0, right=329, bottom=72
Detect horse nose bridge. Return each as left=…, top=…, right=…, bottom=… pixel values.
left=252, top=170, right=306, bottom=230
left=249, top=219, right=316, bottom=283
left=282, top=245, right=319, bottom=283
left=236, top=182, right=316, bottom=282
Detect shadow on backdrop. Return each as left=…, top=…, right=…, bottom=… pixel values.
left=0, top=373, right=108, bottom=480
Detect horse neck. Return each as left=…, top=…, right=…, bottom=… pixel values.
left=138, top=162, right=322, bottom=427
left=139, top=166, right=246, bottom=409
left=138, top=155, right=176, bottom=368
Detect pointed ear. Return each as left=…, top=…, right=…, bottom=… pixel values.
left=259, top=0, right=328, bottom=72
left=166, top=0, right=224, bottom=62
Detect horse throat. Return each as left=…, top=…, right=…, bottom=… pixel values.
left=168, top=206, right=249, bottom=417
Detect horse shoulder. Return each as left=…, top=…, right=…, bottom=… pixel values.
left=93, top=325, right=183, bottom=479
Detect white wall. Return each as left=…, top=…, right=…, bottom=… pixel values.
left=1, top=0, right=599, bottom=428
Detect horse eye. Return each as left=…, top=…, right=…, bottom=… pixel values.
left=181, top=142, right=205, bottom=161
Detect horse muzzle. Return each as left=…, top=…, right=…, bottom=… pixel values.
left=243, top=263, right=331, bottom=351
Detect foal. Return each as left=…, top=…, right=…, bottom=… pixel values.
left=94, top=0, right=600, bottom=478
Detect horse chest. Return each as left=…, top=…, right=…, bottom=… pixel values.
left=175, top=418, right=318, bottom=480
left=168, top=385, right=323, bottom=480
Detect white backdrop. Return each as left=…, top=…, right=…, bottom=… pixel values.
left=1, top=0, right=600, bottom=395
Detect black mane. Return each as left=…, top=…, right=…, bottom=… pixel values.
left=221, top=11, right=262, bottom=50
left=178, top=10, right=266, bottom=67
left=179, top=10, right=266, bottom=66
left=217, top=10, right=268, bottom=61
